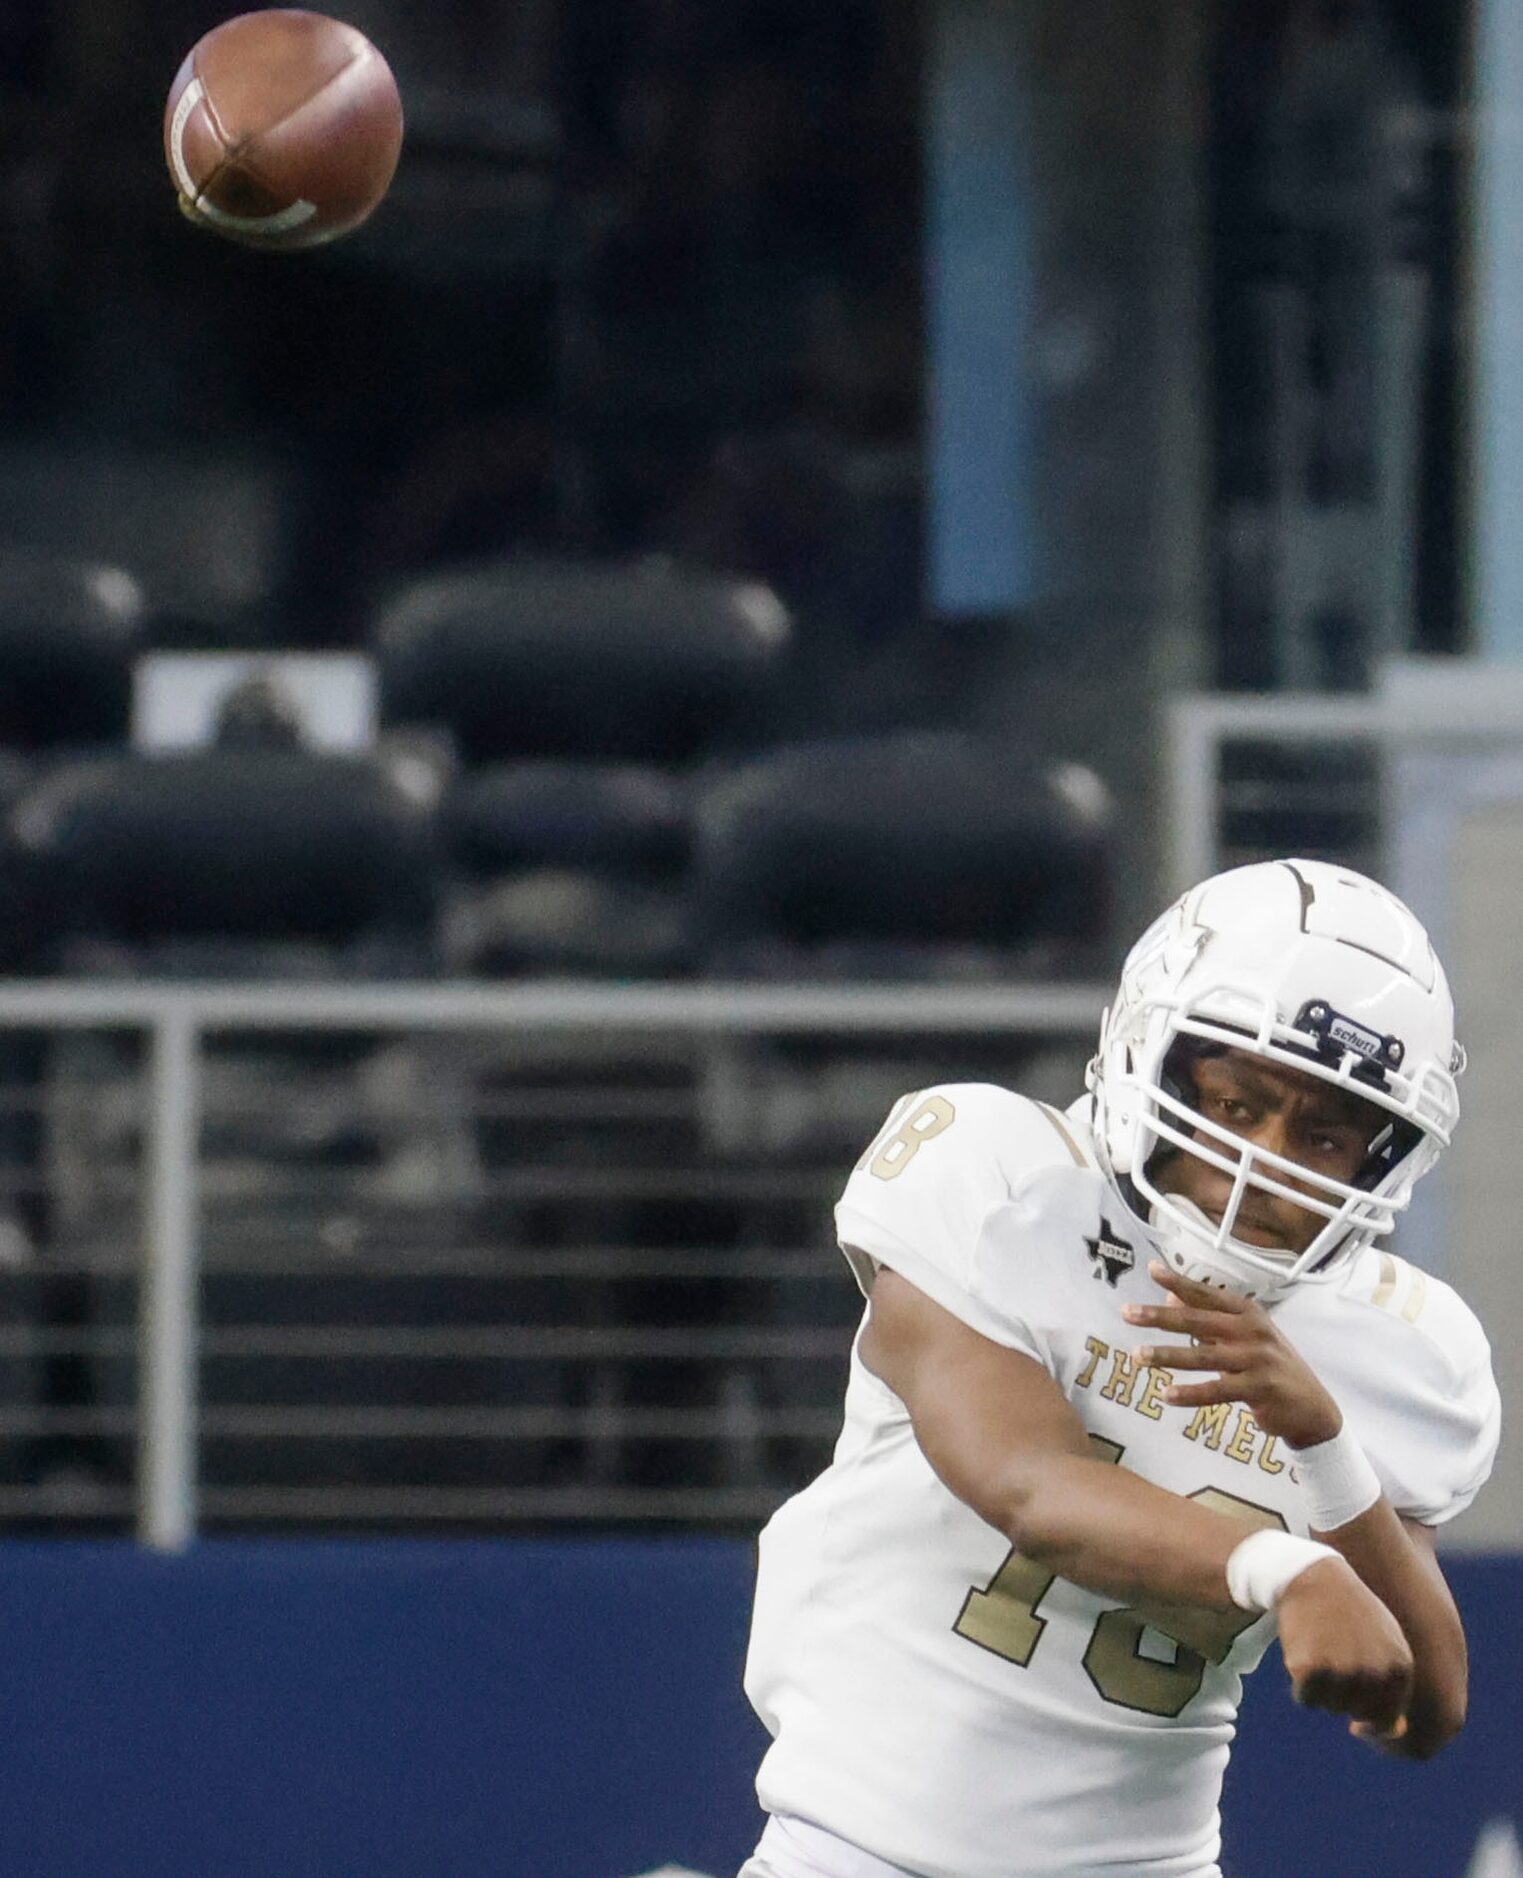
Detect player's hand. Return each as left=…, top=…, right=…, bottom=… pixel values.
left=1122, top=1261, right=1343, bottom=1449
left=1275, top=1556, right=1413, bottom=1733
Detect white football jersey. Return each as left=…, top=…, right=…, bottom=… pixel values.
left=745, top=1084, right=1500, bottom=1878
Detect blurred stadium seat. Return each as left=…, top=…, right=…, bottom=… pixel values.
left=0, top=442, right=306, bottom=646
left=440, top=760, right=694, bottom=976
left=443, top=760, right=690, bottom=877
left=0, top=548, right=145, bottom=751
left=373, top=555, right=791, bottom=763
left=693, top=730, right=1114, bottom=978
left=376, top=554, right=791, bottom=976
left=12, top=748, right=438, bottom=965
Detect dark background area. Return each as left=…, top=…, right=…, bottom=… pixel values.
left=0, top=0, right=1480, bottom=1538
left=0, top=0, right=924, bottom=696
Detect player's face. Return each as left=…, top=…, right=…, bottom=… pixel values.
left=1150, top=1047, right=1380, bottom=1253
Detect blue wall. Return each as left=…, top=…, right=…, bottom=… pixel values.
left=0, top=1541, right=1515, bottom=1878
left=0, top=1540, right=765, bottom=1878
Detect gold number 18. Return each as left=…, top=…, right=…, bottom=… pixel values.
left=954, top=1436, right=1286, bottom=1717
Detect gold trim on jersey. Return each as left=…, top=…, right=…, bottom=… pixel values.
left=1368, top=1250, right=1429, bottom=1325
left=1035, top=1101, right=1089, bottom=1168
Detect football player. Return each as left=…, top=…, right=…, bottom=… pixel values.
left=740, top=860, right=1500, bottom=1878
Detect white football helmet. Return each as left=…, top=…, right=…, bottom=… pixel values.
left=1087, top=859, right=1463, bottom=1299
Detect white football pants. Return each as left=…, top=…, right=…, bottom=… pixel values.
left=738, top=1813, right=1223, bottom=1878
left=739, top=1814, right=921, bottom=1878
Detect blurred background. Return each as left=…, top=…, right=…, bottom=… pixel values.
left=0, top=1, right=1516, bottom=1873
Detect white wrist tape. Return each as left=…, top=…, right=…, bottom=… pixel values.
left=1225, top=1529, right=1340, bottom=1613
left=1288, top=1424, right=1383, bottom=1533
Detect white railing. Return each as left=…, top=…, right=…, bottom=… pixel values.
left=1162, top=659, right=1523, bottom=893
left=1163, top=690, right=1384, bottom=893
left=0, top=979, right=1108, bottom=1550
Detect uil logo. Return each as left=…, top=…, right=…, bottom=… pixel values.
left=1085, top=1219, right=1135, bottom=1287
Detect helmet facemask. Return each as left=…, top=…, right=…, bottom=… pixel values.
left=1128, top=1028, right=1435, bottom=1298
left=1090, top=860, right=1463, bottom=1300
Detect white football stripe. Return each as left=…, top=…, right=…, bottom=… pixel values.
left=169, top=76, right=318, bottom=233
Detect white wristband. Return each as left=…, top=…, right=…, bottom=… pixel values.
left=1225, top=1529, right=1340, bottom=1613
left=1288, top=1423, right=1383, bottom=1533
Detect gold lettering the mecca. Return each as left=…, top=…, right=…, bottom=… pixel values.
left=1183, top=1402, right=1233, bottom=1450
left=1225, top=1409, right=1259, bottom=1465
left=1101, top=1348, right=1143, bottom=1407
left=1077, top=1331, right=1288, bottom=1474
left=1136, top=1366, right=1174, bottom=1420
left=1075, top=1337, right=1108, bottom=1391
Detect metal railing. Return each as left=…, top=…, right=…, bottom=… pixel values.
left=0, top=979, right=1107, bottom=1549
left=1163, top=691, right=1384, bottom=893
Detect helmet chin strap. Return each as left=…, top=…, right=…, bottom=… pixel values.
left=1145, top=1195, right=1294, bottom=1303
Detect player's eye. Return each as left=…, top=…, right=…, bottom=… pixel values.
left=1290, top=1117, right=1360, bottom=1163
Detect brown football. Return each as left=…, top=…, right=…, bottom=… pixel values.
left=164, top=10, right=403, bottom=250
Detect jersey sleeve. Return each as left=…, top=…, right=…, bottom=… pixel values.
left=834, top=1083, right=1089, bottom=1374
left=1343, top=1271, right=1501, bottom=1527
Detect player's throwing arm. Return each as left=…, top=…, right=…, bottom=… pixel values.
left=862, top=1266, right=1414, bottom=1740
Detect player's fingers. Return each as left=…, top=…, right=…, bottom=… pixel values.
left=1160, top=1378, right=1236, bottom=1407
left=1148, top=1261, right=1250, bottom=1312
left=1361, top=1680, right=1412, bottom=1735
left=1349, top=1714, right=1409, bottom=1743
left=1298, top=1665, right=1410, bottom=1729
left=1133, top=1343, right=1244, bottom=1373
left=1122, top=1303, right=1236, bottom=1340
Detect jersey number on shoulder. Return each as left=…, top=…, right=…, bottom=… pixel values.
left=953, top=1436, right=1286, bottom=1717
left=856, top=1094, right=956, bottom=1182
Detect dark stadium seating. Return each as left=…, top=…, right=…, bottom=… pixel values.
left=0, top=444, right=306, bottom=646
left=13, top=749, right=438, bottom=958
left=372, top=555, right=791, bottom=763
left=374, top=555, right=788, bottom=974
left=693, top=730, right=1115, bottom=976
left=0, top=554, right=1119, bottom=1516
left=442, top=759, right=690, bottom=877
left=439, top=759, right=695, bottom=976
left=0, top=549, right=145, bottom=750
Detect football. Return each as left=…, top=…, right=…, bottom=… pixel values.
left=164, top=9, right=404, bottom=250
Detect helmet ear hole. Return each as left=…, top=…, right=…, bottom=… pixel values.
left=1357, top=1118, right=1422, bottom=1191
left=1158, top=1035, right=1226, bottom=1109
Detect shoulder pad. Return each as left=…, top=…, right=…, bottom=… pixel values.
left=1337, top=1249, right=1491, bottom=1386
left=836, top=1082, right=1093, bottom=1294
left=1328, top=1250, right=1499, bottom=1524
left=892, top=1082, right=1095, bottom=1185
